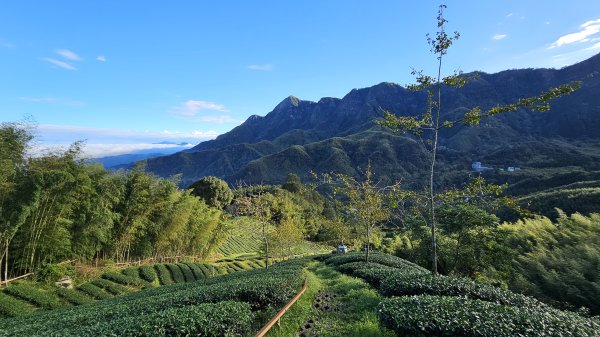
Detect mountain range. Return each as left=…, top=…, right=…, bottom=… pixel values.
left=142, top=53, right=600, bottom=198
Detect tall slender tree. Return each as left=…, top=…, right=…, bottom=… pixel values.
left=378, top=4, right=580, bottom=275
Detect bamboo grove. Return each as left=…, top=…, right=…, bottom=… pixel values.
left=0, top=122, right=223, bottom=278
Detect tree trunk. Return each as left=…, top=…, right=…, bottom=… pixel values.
left=366, top=226, right=371, bottom=263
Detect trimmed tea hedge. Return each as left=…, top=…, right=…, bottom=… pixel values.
left=0, top=292, right=35, bottom=317
left=166, top=263, right=185, bottom=283
left=378, top=295, right=600, bottom=337
left=102, top=271, right=154, bottom=289
left=176, top=263, right=196, bottom=282
left=56, top=288, right=95, bottom=306
left=0, top=258, right=309, bottom=337
left=78, top=283, right=112, bottom=300
left=183, top=262, right=205, bottom=280
left=325, top=252, right=427, bottom=271
left=57, top=301, right=252, bottom=337
left=122, top=266, right=140, bottom=279
left=3, top=283, right=62, bottom=309
left=139, top=265, right=158, bottom=283
left=155, top=264, right=174, bottom=285
left=380, top=273, right=548, bottom=310
left=91, top=278, right=130, bottom=295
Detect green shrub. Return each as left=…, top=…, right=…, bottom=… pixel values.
left=139, top=265, right=157, bottom=283
left=0, top=258, right=307, bottom=336
left=122, top=266, right=140, bottom=279
left=183, top=262, right=205, bottom=279
left=155, top=264, right=174, bottom=285
left=56, top=288, right=95, bottom=306
left=199, top=264, right=218, bottom=277
left=229, top=262, right=243, bottom=272
left=176, top=263, right=197, bottom=282
left=166, top=264, right=185, bottom=283
left=91, top=279, right=130, bottom=295
left=3, top=283, right=63, bottom=309
left=0, top=292, right=35, bottom=317
left=80, top=301, right=253, bottom=337
left=102, top=271, right=153, bottom=289
left=378, top=295, right=600, bottom=337
left=325, top=252, right=426, bottom=271
left=336, top=262, right=418, bottom=288
left=36, top=263, right=75, bottom=283
left=380, top=273, right=547, bottom=309
left=234, top=261, right=253, bottom=270
left=78, top=283, right=112, bottom=300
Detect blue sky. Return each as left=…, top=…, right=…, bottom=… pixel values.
left=1, top=1, right=599, bottom=157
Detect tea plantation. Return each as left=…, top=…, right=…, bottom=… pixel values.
left=0, top=258, right=308, bottom=336
left=1, top=252, right=599, bottom=336
left=0, top=258, right=265, bottom=318
left=324, top=252, right=600, bottom=337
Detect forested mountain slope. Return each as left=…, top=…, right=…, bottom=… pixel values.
left=144, top=53, right=600, bottom=190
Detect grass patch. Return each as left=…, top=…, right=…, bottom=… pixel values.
left=265, top=263, right=322, bottom=337
left=306, top=263, right=395, bottom=337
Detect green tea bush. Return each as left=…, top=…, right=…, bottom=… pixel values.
left=198, top=263, right=211, bottom=277
left=102, top=271, right=154, bottom=289
left=183, top=262, right=205, bottom=280
left=0, top=292, right=35, bottom=317
left=84, top=301, right=253, bottom=337
left=91, top=278, right=130, bottom=295
left=122, top=266, right=140, bottom=279
left=380, top=273, right=548, bottom=309
left=0, top=258, right=307, bottom=336
left=229, top=262, right=243, bottom=272
left=234, top=261, right=253, bottom=270
left=176, top=263, right=197, bottom=282
left=78, top=283, right=112, bottom=300
left=166, top=263, right=185, bottom=283
left=56, top=288, right=94, bottom=306
left=325, top=252, right=427, bottom=271
left=155, top=264, right=174, bottom=285
left=336, top=262, right=415, bottom=288
left=139, top=265, right=157, bottom=283
left=3, top=283, right=62, bottom=309
left=378, top=295, right=600, bottom=337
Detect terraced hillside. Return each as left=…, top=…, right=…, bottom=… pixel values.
left=0, top=259, right=309, bottom=336
left=0, top=259, right=265, bottom=318
left=3, top=252, right=597, bottom=336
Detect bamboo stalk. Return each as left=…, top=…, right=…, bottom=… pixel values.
left=0, top=272, right=33, bottom=286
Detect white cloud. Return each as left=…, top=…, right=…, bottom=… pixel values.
left=55, top=48, right=82, bottom=61
left=585, top=41, right=600, bottom=51
left=32, top=142, right=195, bottom=158
left=96, top=55, right=106, bottom=62
left=550, top=18, right=600, bottom=48
left=247, top=64, right=274, bottom=71
left=492, top=34, right=507, bottom=40
left=37, top=124, right=218, bottom=142
left=192, top=115, right=243, bottom=124
left=19, top=96, right=85, bottom=106
left=506, top=13, right=513, bottom=18
left=42, top=57, right=77, bottom=70
left=171, top=100, right=229, bottom=117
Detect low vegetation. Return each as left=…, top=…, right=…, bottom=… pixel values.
left=0, top=258, right=309, bottom=336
